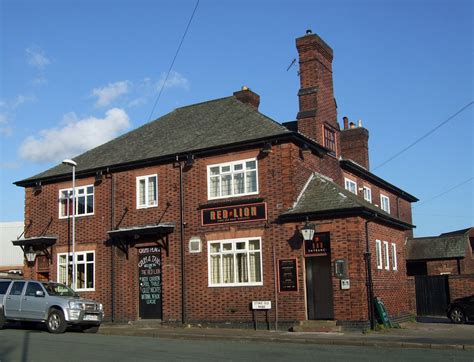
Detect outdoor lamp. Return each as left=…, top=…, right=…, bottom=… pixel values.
left=25, top=246, right=37, bottom=263
left=300, top=218, right=316, bottom=241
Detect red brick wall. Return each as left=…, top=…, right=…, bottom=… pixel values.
left=448, top=274, right=474, bottom=301
left=426, top=259, right=459, bottom=275
left=340, top=128, right=369, bottom=170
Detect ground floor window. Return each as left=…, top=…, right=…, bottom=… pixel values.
left=208, top=237, right=262, bottom=287
left=57, top=251, right=95, bottom=291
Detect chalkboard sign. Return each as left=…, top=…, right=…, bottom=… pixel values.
left=138, top=247, right=162, bottom=319
left=278, top=258, right=298, bottom=292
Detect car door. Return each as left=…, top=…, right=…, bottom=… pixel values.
left=466, top=296, right=474, bottom=319
left=21, top=282, right=48, bottom=320
left=4, top=281, right=26, bottom=318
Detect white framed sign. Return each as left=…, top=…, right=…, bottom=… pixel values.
left=252, top=301, right=271, bottom=310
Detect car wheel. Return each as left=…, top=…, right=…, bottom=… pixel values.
left=449, top=307, right=466, bottom=324
left=46, top=309, right=67, bottom=334
left=81, top=325, right=100, bottom=333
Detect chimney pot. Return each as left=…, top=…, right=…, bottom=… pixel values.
left=349, top=122, right=356, bottom=129
left=358, top=119, right=363, bottom=128
left=306, top=29, right=312, bottom=35
left=343, top=116, right=349, bottom=130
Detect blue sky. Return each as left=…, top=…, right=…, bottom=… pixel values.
left=0, top=0, right=472, bottom=237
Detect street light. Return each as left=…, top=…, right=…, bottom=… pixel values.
left=63, top=159, right=77, bottom=290
left=25, top=246, right=37, bottom=264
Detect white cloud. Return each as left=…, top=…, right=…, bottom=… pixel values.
left=0, top=161, right=20, bottom=169
left=11, top=95, right=36, bottom=109
left=19, top=108, right=130, bottom=163
left=157, top=71, right=190, bottom=91
left=92, top=81, right=130, bottom=107
left=0, top=114, right=7, bottom=124
left=26, top=46, right=51, bottom=69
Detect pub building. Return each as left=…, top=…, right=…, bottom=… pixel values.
left=14, top=30, right=417, bottom=330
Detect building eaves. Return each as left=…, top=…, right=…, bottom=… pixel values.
left=339, top=159, right=418, bottom=202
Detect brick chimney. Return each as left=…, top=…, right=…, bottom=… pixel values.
left=295, top=30, right=339, bottom=147
left=340, top=117, right=370, bottom=169
left=233, top=86, right=260, bottom=110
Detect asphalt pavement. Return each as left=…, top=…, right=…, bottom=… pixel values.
left=98, top=319, right=474, bottom=351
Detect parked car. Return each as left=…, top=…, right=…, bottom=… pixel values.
left=0, top=279, right=103, bottom=333
left=447, top=295, right=474, bottom=324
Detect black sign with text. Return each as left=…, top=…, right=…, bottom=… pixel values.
left=278, top=258, right=298, bottom=292
left=138, top=247, right=162, bottom=319
left=304, top=232, right=331, bottom=256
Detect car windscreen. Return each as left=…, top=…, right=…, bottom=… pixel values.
left=0, top=281, right=12, bottom=294
left=42, top=283, right=78, bottom=297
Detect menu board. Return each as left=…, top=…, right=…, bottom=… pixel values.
left=138, top=247, right=162, bottom=318
left=278, top=258, right=298, bottom=292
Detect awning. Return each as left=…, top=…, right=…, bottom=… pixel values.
left=107, top=223, right=175, bottom=258
left=12, top=236, right=57, bottom=261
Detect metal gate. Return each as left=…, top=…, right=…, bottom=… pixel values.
left=415, top=275, right=450, bottom=316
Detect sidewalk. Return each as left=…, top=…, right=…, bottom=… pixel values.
left=98, top=320, right=474, bottom=351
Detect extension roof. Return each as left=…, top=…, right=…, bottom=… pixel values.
left=16, top=96, right=325, bottom=187
left=406, top=234, right=468, bottom=260
left=280, top=173, right=414, bottom=230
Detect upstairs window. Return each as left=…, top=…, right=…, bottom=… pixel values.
left=324, top=126, right=336, bottom=155
left=59, top=185, right=94, bottom=218
left=208, top=158, right=258, bottom=200
left=380, top=194, right=390, bottom=214
left=136, top=174, right=158, bottom=209
left=344, top=178, right=357, bottom=195
left=363, top=186, right=372, bottom=203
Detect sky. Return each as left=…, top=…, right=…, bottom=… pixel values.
left=0, top=0, right=472, bottom=237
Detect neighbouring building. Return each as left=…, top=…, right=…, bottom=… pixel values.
left=406, top=227, right=474, bottom=276
left=13, top=30, right=418, bottom=330
left=0, top=221, right=24, bottom=276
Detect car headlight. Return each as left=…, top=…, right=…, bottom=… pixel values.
left=69, top=301, right=85, bottom=310
left=98, top=303, right=103, bottom=311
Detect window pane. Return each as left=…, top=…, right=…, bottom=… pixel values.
left=222, top=254, right=234, bottom=283
left=139, top=179, right=146, bottom=205
left=87, top=186, right=93, bottom=194
left=246, top=160, right=256, bottom=170
left=246, top=170, right=257, bottom=193
left=221, top=165, right=231, bottom=173
left=249, top=239, right=260, bottom=250
left=234, top=163, right=243, bottom=171
left=77, top=254, right=84, bottom=261
left=87, top=263, right=94, bottom=288
left=222, top=243, right=232, bottom=251
left=77, top=263, right=85, bottom=289
left=210, top=255, right=220, bottom=284
left=87, top=195, right=93, bottom=213
left=210, top=177, right=220, bottom=198
left=148, top=177, right=157, bottom=205
left=87, top=253, right=94, bottom=262
left=210, top=166, right=220, bottom=176
left=249, top=252, right=261, bottom=282
left=234, top=172, right=244, bottom=194
left=236, top=253, right=248, bottom=283
left=210, top=243, right=220, bottom=253
left=221, top=175, right=232, bottom=196
left=78, top=188, right=84, bottom=195
left=77, top=195, right=85, bottom=215
left=236, top=242, right=245, bottom=250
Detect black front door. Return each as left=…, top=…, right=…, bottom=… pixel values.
left=305, top=256, right=334, bottom=319
left=138, top=247, right=162, bottom=319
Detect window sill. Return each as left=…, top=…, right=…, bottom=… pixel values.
left=208, top=283, right=263, bottom=288
left=137, top=204, right=158, bottom=210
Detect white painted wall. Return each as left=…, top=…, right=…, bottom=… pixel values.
left=0, top=221, right=24, bottom=269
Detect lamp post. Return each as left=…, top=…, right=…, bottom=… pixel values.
left=63, top=159, right=77, bottom=290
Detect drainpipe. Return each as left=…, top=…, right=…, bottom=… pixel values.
left=364, top=215, right=376, bottom=330
left=110, top=171, right=115, bottom=323
left=178, top=156, right=186, bottom=325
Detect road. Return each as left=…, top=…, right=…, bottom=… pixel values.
left=0, top=328, right=473, bottom=362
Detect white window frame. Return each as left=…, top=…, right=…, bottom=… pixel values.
left=391, top=243, right=398, bottom=271
left=363, top=186, right=372, bottom=203
left=57, top=251, right=95, bottom=291
left=380, top=194, right=390, bottom=214
left=344, top=178, right=357, bottom=195
left=59, top=185, right=94, bottom=219
left=207, top=237, right=263, bottom=287
left=375, top=240, right=383, bottom=270
left=189, top=236, right=202, bottom=253
left=207, top=158, right=259, bottom=200
left=383, top=241, right=390, bottom=270
left=136, top=174, right=158, bottom=209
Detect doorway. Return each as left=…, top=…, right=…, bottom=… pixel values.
left=138, top=247, right=162, bottom=319
left=305, top=255, right=334, bottom=320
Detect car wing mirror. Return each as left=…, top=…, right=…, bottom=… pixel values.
left=36, top=290, right=45, bottom=297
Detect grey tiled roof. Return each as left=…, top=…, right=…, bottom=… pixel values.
left=406, top=235, right=468, bottom=260
left=17, top=97, right=290, bottom=184
left=282, top=173, right=412, bottom=228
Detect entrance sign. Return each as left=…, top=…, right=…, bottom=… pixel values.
left=201, top=202, right=267, bottom=226
left=278, top=258, right=298, bottom=292
left=304, top=232, right=330, bottom=256
left=138, top=247, right=162, bottom=319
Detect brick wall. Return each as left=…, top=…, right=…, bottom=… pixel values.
left=448, top=274, right=474, bottom=301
